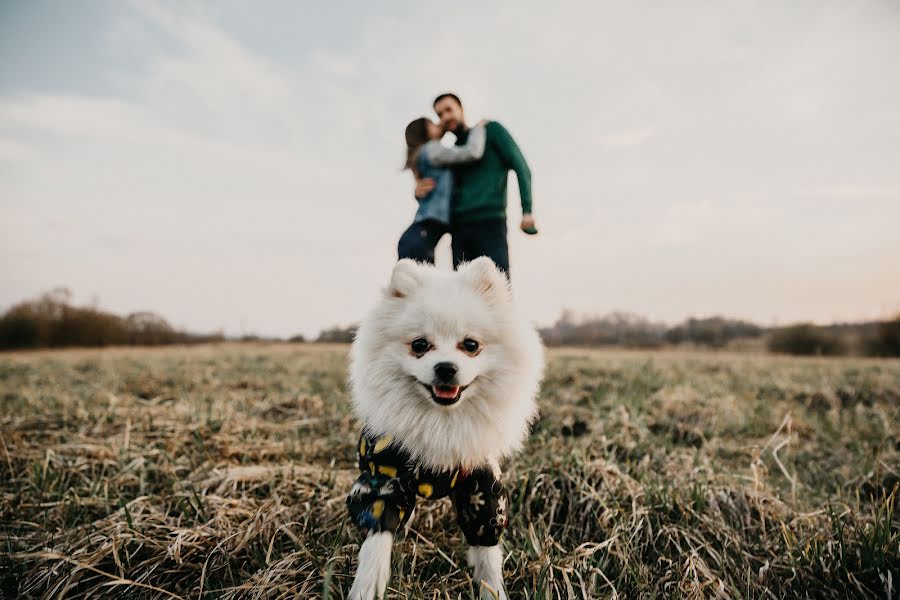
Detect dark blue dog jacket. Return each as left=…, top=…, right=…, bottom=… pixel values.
left=346, top=432, right=509, bottom=546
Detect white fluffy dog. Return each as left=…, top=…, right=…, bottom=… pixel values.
left=346, top=257, right=544, bottom=600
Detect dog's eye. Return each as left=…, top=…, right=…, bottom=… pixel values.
left=410, top=338, right=431, bottom=356
left=460, top=338, right=481, bottom=355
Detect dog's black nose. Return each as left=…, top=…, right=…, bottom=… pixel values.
left=433, top=362, right=458, bottom=382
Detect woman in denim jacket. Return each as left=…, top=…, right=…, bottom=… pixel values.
left=397, top=118, right=486, bottom=262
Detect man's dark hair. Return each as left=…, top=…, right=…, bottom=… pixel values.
left=433, top=92, right=462, bottom=109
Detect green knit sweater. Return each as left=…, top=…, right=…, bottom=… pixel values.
left=451, top=121, right=532, bottom=224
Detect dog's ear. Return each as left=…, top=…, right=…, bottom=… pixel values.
left=460, top=256, right=510, bottom=304
left=387, top=259, right=424, bottom=299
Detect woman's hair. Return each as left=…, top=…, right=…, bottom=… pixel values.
left=404, top=117, right=430, bottom=174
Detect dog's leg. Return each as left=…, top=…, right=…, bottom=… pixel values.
left=468, top=545, right=507, bottom=600
left=349, top=531, right=393, bottom=600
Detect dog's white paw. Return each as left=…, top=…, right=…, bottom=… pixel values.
left=348, top=531, right=393, bottom=600
left=468, top=545, right=507, bottom=600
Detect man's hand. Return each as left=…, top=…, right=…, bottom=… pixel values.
left=520, top=213, right=538, bottom=235
left=415, top=178, right=435, bottom=200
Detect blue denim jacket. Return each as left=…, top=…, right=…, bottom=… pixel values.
left=411, top=124, right=487, bottom=226
left=413, top=153, right=453, bottom=225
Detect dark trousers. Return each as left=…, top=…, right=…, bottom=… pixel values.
left=397, top=218, right=509, bottom=277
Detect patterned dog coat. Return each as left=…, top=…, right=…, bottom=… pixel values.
left=346, top=432, right=509, bottom=546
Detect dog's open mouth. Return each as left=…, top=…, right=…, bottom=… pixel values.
left=422, top=383, right=467, bottom=406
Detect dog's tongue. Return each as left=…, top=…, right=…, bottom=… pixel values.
left=433, top=384, right=460, bottom=399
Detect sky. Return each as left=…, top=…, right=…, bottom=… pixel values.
left=1, top=0, right=899, bottom=338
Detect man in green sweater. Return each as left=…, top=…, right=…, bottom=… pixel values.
left=409, top=93, right=536, bottom=276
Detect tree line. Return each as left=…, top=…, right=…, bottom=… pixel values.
left=538, top=311, right=899, bottom=356
left=1, top=290, right=897, bottom=356
left=0, top=289, right=223, bottom=350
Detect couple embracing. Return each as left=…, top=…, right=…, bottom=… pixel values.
left=397, top=93, right=537, bottom=277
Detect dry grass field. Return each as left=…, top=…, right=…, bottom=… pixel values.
left=1, top=343, right=897, bottom=599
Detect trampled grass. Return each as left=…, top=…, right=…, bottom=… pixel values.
left=1, top=344, right=897, bottom=599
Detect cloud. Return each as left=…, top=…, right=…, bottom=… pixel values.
left=2, top=0, right=900, bottom=335
left=118, top=1, right=322, bottom=159
left=0, top=136, right=34, bottom=162
left=597, top=128, right=656, bottom=149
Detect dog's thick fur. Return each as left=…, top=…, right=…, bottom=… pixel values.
left=347, top=258, right=544, bottom=599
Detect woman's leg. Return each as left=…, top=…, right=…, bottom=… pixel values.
left=398, top=220, right=447, bottom=264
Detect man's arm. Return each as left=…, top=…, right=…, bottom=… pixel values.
left=490, top=122, right=533, bottom=217
left=425, top=123, right=486, bottom=167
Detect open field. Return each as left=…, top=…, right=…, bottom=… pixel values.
left=1, top=343, right=897, bottom=599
